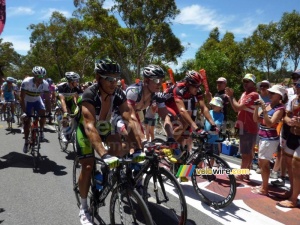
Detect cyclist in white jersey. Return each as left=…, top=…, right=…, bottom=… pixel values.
left=20, top=66, right=51, bottom=153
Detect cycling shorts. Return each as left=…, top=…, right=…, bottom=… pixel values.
left=3, top=98, right=15, bottom=102
left=25, top=99, right=45, bottom=115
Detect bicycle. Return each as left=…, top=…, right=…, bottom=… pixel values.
left=15, top=101, right=22, bottom=125
left=4, top=101, right=14, bottom=131
left=27, top=114, right=50, bottom=170
left=57, top=113, right=77, bottom=152
left=131, top=144, right=188, bottom=225
left=73, top=155, right=154, bottom=225
left=153, top=131, right=237, bottom=209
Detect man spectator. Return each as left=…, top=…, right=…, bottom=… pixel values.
left=225, top=73, right=259, bottom=181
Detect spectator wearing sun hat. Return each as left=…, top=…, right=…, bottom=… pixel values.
left=257, top=80, right=271, bottom=103
left=204, top=97, right=224, bottom=155
left=225, top=73, right=259, bottom=181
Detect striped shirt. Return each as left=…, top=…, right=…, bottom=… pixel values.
left=258, top=103, right=285, bottom=140
left=21, top=77, right=49, bottom=102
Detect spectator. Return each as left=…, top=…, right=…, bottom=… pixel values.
left=272, top=70, right=300, bottom=187
left=252, top=85, right=287, bottom=196
left=225, top=73, right=259, bottom=181
left=257, top=80, right=271, bottom=103
left=277, top=77, right=300, bottom=208
left=144, top=103, right=158, bottom=142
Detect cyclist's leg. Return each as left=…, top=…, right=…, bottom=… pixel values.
left=36, top=98, right=46, bottom=130
left=76, top=123, right=94, bottom=223
left=23, top=102, right=34, bottom=152
left=2, top=101, right=7, bottom=119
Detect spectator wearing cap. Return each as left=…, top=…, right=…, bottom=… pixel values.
left=204, top=97, right=224, bottom=155
left=277, top=77, right=300, bottom=208
left=225, top=73, right=259, bottom=181
left=206, top=77, right=229, bottom=122
left=257, top=80, right=271, bottom=103
left=252, top=85, right=287, bottom=196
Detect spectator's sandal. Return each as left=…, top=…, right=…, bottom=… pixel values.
left=276, top=200, right=297, bottom=208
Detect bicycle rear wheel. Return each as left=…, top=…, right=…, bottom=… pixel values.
left=58, top=128, right=68, bottom=151
left=110, top=187, right=154, bottom=225
left=191, top=153, right=236, bottom=209
left=31, top=129, right=41, bottom=170
left=73, top=156, right=82, bottom=208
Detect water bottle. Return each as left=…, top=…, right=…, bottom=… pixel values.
left=94, top=171, right=103, bottom=191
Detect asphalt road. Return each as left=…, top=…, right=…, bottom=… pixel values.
left=0, top=122, right=221, bottom=225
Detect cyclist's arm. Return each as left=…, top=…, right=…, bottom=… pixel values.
left=20, top=89, right=26, bottom=113
left=175, top=98, right=198, bottom=131
left=127, top=103, right=145, bottom=146
left=81, top=101, right=107, bottom=157
left=157, top=107, right=174, bottom=138
left=59, top=94, right=68, bottom=113
left=198, top=99, right=216, bottom=127
left=119, top=101, right=142, bottom=149
left=43, top=92, right=51, bottom=113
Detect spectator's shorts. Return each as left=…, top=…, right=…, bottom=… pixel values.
left=258, top=139, right=279, bottom=161
left=144, top=117, right=156, bottom=126
left=239, top=131, right=257, bottom=154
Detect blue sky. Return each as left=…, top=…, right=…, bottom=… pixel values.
left=1, top=0, right=299, bottom=69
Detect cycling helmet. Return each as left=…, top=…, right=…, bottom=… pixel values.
left=32, top=66, right=47, bottom=76
left=6, top=77, right=15, bottom=83
left=94, top=58, right=121, bottom=75
left=46, top=78, right=53, bottom=85
left=143, top=64, right=165, bottom=78
left=185, top=70, right=203, bottom=86
left=65, top=72, right=80, bottom=81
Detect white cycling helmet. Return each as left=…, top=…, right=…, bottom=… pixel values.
left=32, top=66, right=47, bottom=76
left=6, top=77, right=15, bottom=83
left=65, top=72, right=80, bottom=81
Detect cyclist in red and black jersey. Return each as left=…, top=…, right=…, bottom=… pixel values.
left=165, top=70, right=217, bottom=143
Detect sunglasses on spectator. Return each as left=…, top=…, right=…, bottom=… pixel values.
left=260, top=85, right=269, bottom=88
left=100, top=75, right=120, bottom=82
left=166, top=82, right=172, bottom=85
left=268, top=92, right=276, bottom=95
left=149, top=78, right=162, bottom=84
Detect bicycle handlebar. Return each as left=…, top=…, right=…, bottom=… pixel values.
left=191, top=130, right=229, bottom=143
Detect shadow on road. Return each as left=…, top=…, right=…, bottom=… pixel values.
left=0, top=151, right=67, bottom=176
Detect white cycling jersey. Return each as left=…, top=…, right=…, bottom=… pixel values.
left=21, top=77, right=49, bottom=102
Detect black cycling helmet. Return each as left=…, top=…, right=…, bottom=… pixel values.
left=143, top=64, right=165, bottom=78
left=65, top=72, right=80, bottom=81
left=46, top=78, right=53, bottom=85
left=94, top=58, right=121, bottom=75
left=185, top=70, right=203, bottom=86
left=32, top=66, right=47, bottom=76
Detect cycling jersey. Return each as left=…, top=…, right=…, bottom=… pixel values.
left=164, top=81, right=203, bottom=116
left=126, top=81, right=167, bottom=110
left=56, top=82, right=83, bottom=112
left=76, top=84, right=126, bottom=159
left=1, top=82, right=18, bottom=101
left=21, top=77, right=49, bottom=102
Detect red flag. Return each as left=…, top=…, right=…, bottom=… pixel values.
left=199, top=69, right=209, bottom=93
left=168, top=68, right=175, bottom=84
left=0, top=0, right=6, bottom=35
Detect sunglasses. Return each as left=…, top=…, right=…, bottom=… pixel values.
left=149, top=78, right=162, bottom=84
left=260, top=85, right=269, bottom=88
left=268, top=92, right=276, bottom=95
left=36, top=75, right=44, bottom=79
left=100, top=75, right=120, bottom=82
left=243, top=80, right=250, bottom=83
left=166, top=83, right=172, bottom=85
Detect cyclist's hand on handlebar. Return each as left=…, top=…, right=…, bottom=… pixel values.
left=20, top=113, right=27, bottom=119
left=103, top=154, right=120, bottom=169
left=63, top=112, right=69, bottom=118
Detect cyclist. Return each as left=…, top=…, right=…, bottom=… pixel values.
left=76, top=58, right=138, bottom=225
left=56, top=72, right=83, bottom=142
left=126, top=64, right=175, bottom=147
left=20, top=66, right=51, bottom=153
left=165, top=70, right=217, bottom=145
left=1, top=77, right=18, bottom=122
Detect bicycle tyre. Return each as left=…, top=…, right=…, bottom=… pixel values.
left=73, top=156, right=82, bottom=208
left=110, top=187, right=154, bottom=225
left=143, top=167, right=187, bottom=225
left=58, top=128, right=68, bottom=151
left=33, top=130, right=41, bottom=170
left=191, top=153, right=236, bottom=209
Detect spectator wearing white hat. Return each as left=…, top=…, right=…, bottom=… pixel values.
left=204, top=97, right=224, bottom=155
left=225, top=73, right=259, bottom=181
left=252, top=85, right=287, bottom=196
left=257, top=80, right=271, bottom=103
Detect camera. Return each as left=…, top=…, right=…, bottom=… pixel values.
left=254, top=100, right=261, bottom=105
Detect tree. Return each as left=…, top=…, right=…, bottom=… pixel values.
left=245, top=22, right=282, bottom=80
left=75, top=0, right=184, bottom=82
left=0, top=38, right=21, bottom=79
left=278, top=10, right=300, bottom=71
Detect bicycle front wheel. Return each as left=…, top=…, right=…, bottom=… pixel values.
left=191, top=153, right=236, bottom=209
left=110, top=187, right=154, bottom=225
left=143, top=167, right=187, bottom=225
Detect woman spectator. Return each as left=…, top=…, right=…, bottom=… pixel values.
left=252, top=85, right=287, bottom=196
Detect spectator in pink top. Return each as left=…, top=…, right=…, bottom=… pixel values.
left=226, top=73, right=259, bottom=181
